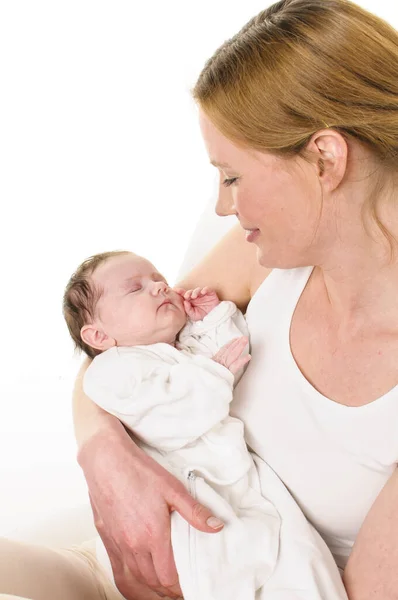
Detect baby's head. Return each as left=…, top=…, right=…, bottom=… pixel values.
left=63, top=251, right=187, bottom=358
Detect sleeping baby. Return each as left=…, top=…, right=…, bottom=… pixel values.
left=63, top=250, right=348, bottom=600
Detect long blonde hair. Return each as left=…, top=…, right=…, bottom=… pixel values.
left=193, top=0, right=398, bottom=248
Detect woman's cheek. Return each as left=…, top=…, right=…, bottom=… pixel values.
left=233, top=189, right=243, bottom=213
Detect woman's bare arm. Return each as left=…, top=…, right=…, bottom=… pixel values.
left=73, top=357, right=127, bottom=450
left=343, top=467, right=398, bottom=599
left=177, top=223, right=270, bottom=311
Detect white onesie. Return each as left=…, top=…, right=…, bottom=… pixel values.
left=84, top=301, right=347, bottom=600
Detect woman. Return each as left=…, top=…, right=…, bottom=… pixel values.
left=1, top=0, right=398, bottom=599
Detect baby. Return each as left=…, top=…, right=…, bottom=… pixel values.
left=63, top=250, right=276, bottom=598
left=64, top=249, right=251, bottom=376
left=64, top=250, right=348, bottom=600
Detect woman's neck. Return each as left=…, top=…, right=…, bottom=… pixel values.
left=315, top=157, right=398, bottom=333
left=316, top=241, right=398, bottom=335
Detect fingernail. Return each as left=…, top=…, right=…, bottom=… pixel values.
left=207, top=517, right=224, bottom=529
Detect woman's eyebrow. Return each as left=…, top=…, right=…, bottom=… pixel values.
left=210, top=159, right=231, bottom=169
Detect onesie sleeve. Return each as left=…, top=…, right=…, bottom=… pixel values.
left=83, top=346, right=234, bottom=452
left=178, top=301, right=250, bottom=384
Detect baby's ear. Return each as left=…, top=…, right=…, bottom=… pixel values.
left=81, top=324, right=115, bottom=352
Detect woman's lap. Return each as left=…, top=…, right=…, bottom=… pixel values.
left=0, top=537, right=124, bottom=600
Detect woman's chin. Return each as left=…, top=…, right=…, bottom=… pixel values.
left=256, top=245, right=307, bottom=270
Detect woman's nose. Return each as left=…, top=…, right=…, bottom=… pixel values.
left=215, top=183, right=236, bottom=217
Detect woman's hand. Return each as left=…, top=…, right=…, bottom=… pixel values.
left=78, top=422, right=224, bottom=600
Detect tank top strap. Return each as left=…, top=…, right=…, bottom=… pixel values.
left=246, top=266, right=314, bottom=333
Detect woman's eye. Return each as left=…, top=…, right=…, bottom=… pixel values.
left=222, top=177, right=239, bottom=188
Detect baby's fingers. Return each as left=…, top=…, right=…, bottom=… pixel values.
left=229, top=354, right=252, bottom=375
left=173, top=287, right=186, bottom=297
left=222, top=336, right=248, bottom=352
left=226, top=346, right=249, bottom=367
left=224, top=336, right=249, bottom=362
left=183, top=300, right=194, bottom=315
left=183, top=287, right=212, bottom=301
left=212, top=337, right=241, bottom=362
left=183, top=289, right=194, bottom=300
left=190, top=287, right=204, bottom=300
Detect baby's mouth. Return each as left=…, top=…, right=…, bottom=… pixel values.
left=159, top=298, right=172, bottom=309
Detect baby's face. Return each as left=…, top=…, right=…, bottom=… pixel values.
left=90, top=253, right=187, bottom=347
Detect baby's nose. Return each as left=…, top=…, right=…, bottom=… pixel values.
left=152, top=281, right=169, bottom=294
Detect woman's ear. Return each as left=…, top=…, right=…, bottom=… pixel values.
left=309, top=129, right=348, bottom=191
left=81, top=324, right=115, bottom=352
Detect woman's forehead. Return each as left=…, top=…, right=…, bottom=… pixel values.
left=199, top=111, right=237, bottom=162
left=199, top=109, right=277, bottom=171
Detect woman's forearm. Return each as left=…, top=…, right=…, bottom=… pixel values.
left=343, top=469, right=398, bottom=600
left=72, top=356, right=130, bottom=453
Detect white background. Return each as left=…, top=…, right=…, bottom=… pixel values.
left=1, top=0, right=397, bottom=540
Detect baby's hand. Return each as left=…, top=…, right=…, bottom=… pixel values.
left=212, top=336, right=251, bottom=375
left=174, top=286, right=220, bottom=321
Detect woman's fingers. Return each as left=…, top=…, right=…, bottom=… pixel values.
left=151, top=518, right=182, bottom=597
left=131, top=552, right=163, bottom=589
left=90, top=488, right=177, bottom=599
left=168, top=485, right=224, bottom=534
left=107, top=536, right=179, bottom=599
left=118, top=505, right=182, bottom=598
left=115, top=565, right=173, bottom=600
left=132, top=553, right=180, bottom=599
left=152, top=543, right=182, bottom=598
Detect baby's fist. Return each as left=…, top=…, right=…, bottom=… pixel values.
left=212, top=337, right=251, bottom=375
left=174, top=287, right=220, bottom=321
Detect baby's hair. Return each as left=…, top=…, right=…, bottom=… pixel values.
left=63, top=250, right=130, bottom=359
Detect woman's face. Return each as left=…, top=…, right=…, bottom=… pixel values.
left=199, top=110, right=328, bottom=269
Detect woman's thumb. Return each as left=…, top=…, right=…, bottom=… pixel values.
left=171, top=490, right=224, bottom=533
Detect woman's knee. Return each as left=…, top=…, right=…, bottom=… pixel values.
left=0, top=537, right=106, bottom=600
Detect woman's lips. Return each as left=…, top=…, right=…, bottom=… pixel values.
left=245, top=229, right=260, bottom=242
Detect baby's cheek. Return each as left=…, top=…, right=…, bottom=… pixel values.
left=173, top=292, right=185, bottom=310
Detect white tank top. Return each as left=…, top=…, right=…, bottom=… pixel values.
left=231, top=266, right=398, bottom=570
